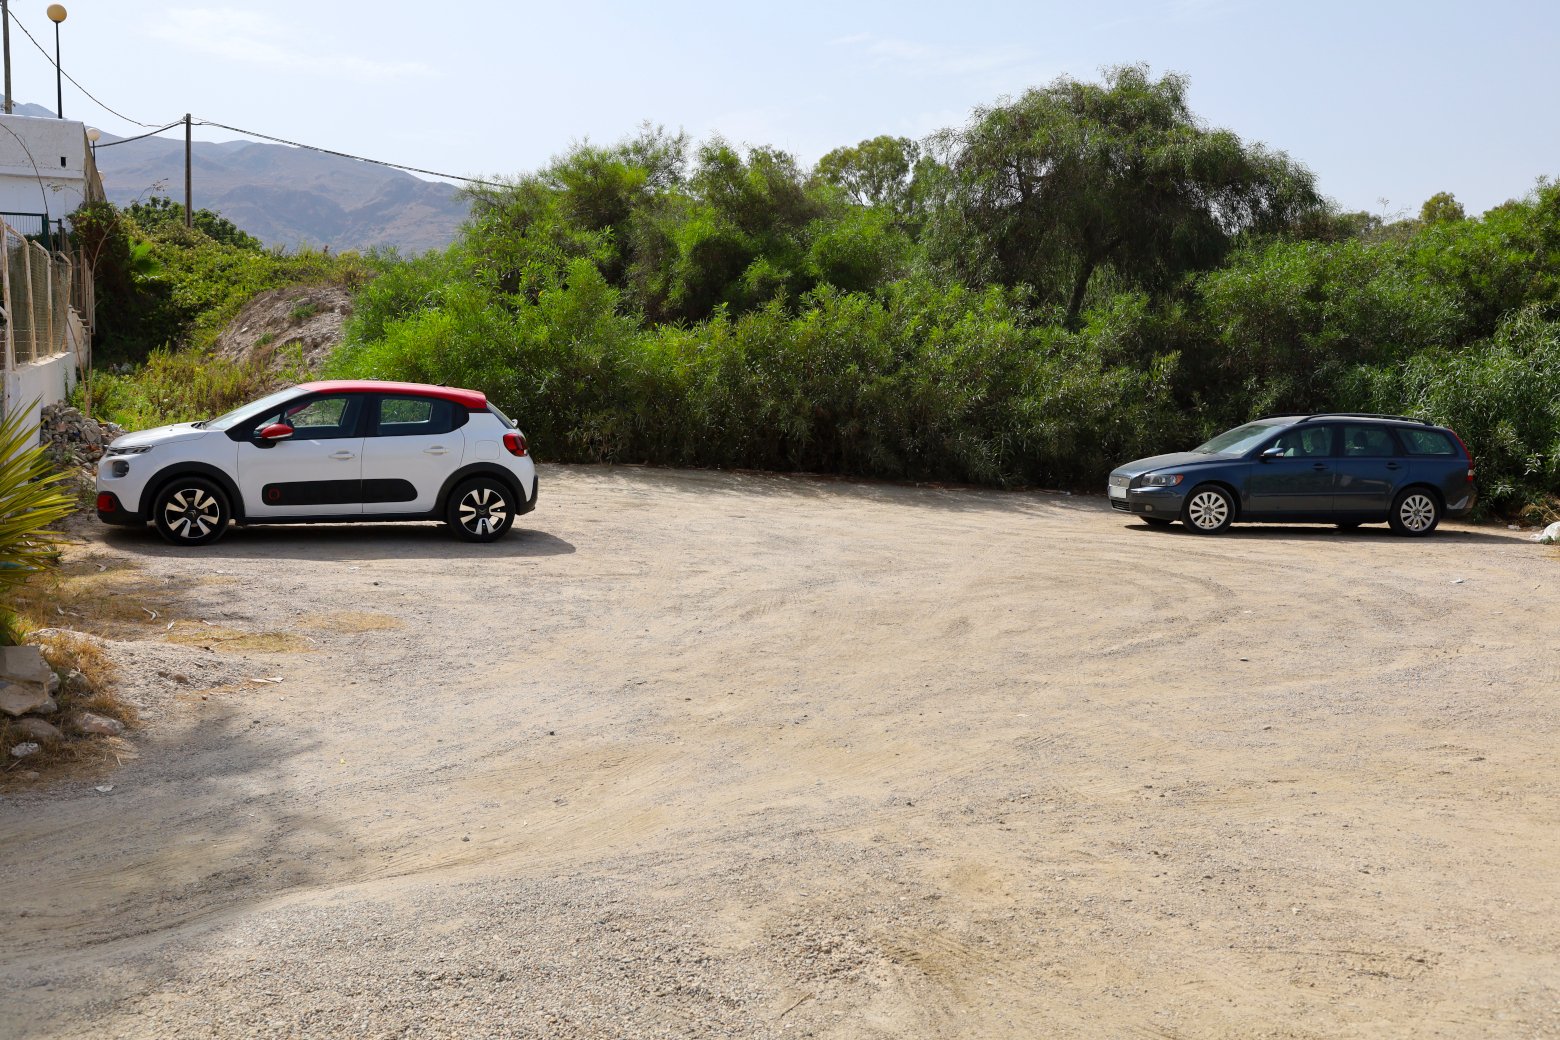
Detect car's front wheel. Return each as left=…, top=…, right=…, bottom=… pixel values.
left=1388, top=487, right=1441, bottom=537
left=1182, top=485, right=1234, bottom=535
left=446, top=477, right=517, bottom=542
left=152, top=478, right=231, bottom=546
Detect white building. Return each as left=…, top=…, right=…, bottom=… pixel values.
left=1, top=113, right=100, bottom=432
left=0, top=112, right=105, bottom=232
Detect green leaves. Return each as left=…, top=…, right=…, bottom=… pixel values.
left=0, top=404, right=76, bottom=599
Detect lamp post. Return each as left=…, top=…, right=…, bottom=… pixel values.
left=46, top=3, right=64, bottom=118
left=3, top=0, right=13, bottom=114
left=85, top=124, right=97, bottom=157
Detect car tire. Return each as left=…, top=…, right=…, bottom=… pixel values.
left=1182, top=485, right=1234, bottom=535
left=446, top=477, right=517, bottom=542
left=1141, top=517, right=1173, bottom=528
left=152, top=477, right=231, bottom=547
left=1388, top=487, right=1441, bottom=537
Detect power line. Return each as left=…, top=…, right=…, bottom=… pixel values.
left=7, top=10, right=169, bottom=129
left=193, top=118, right=493, bottom=185
left=92, top=121, right=185, bottom=149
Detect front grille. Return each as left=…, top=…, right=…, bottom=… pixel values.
left=1110, top=498, right=1131, bottom=511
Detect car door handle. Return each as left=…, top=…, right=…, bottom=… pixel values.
left=423, top=446, right=449, bottom=455
left=1312, top=463, right=1329, bottom=471
left=331, top=451, right=356, bottom=460
left=1385, top=462, right=1401, bottom=470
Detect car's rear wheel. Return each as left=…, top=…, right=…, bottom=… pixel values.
left=1388, top=487, right=1441, bottom=537
left=1182, top=485, right=1234, bottom=535
left=152, top=478, right=230, bottom=546
left=446, top=477, right=517, bottom=542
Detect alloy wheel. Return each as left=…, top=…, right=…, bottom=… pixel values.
left=1398, top=493, right=1436, bottom=533
left=1186, top=490, right=1230, bottom=532
left=458, top=486, right=510, bottom=537
left=162, top=487, right=222, bottom=540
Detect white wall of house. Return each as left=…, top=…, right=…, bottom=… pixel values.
left=2, top=353, right=76, bottom=433
left=0, top=113, right=97, bottom=221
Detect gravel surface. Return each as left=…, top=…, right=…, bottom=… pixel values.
left=3, top=465, right=1558, bottom=1039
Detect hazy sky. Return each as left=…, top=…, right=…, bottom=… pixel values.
left=4, top=0, right=1556, bottom=215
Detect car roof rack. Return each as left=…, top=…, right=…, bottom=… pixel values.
left=1295, top=412, right=1434, bottom=426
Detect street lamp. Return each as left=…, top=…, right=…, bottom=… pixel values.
left=45, top=3, right=64, bottom=119
left=85, top=124, right=97, bottom=159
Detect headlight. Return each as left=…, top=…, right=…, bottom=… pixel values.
left=1142, top=473, right=1184, bottom=487
left=106, top=445, right=152, bottom=456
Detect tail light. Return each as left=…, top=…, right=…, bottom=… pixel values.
left=1448, top=430, right=1474, bottom=482
left=96, top=492, right=118, bottom=513
left=503, top=431, right=528, bottom=457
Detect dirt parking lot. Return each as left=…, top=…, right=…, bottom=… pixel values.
left=3, top=465, right=1557, bottom=1039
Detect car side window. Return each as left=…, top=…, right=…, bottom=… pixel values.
left=374, top=396, right=457, bottom=437
left=256, top=396, right=361, bottom=440
left=1341, top=425, right=1398, bottom=457
left=1267, top=425, right=1334, bottom=458
left=1399, top=428, right=1455, bottom=455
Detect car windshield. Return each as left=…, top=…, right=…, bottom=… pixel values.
left=204, top=387, right=306, bottom=432
left=1194, top=421, right=1285, bottom=455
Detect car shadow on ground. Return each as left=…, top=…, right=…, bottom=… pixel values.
left=101, top=523, right=577, bottom=562
left=1120, top=520, right=1519, bottom=546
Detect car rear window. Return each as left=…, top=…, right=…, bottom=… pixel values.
left=1399, top=429, right=1456, bottom=455
left=376, top=396, right=457, bottom=436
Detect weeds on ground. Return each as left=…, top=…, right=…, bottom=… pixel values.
left=76, top=347, right=313, bottom=431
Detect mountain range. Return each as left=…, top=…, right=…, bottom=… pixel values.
left=6, top=99, right=468, bottom=253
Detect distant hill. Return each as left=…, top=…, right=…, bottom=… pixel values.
left=5, top=98, right=468, bottom=253
left=95, top=130, right=469, bottom=254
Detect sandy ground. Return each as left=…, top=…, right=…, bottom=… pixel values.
left=2, top=465, right=1557, bottom=1039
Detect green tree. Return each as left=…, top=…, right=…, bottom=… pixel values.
left=813, top=135, right=921, bottom=213
left=931, top=64, right=1320, bottom=326
left=1419, top=191, right=1467, bottom=225
left=124, top=196, right=264, bottom=251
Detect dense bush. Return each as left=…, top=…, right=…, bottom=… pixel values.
left=99, top=66, right=1560, bottom=515
left=69, top=202, right=372, bottom=364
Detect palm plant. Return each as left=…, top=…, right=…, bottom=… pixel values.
left=0, top=402, right=76, bottom=623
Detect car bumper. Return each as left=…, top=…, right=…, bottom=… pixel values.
left=95, top=491, right=145, bottom=526
left=1108, top=485, right=1187, bottom=516
left=1445, top=489, right=1476, bottom=518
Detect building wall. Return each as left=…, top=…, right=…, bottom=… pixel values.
left=0, top=113, right=99, bottom=221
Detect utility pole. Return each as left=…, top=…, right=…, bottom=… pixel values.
left=2, top=0, right=12, bottom=114
left=184, top=113, right=193, bottom=228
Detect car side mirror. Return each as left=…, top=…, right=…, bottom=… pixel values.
left=1259, top=446, right=1284, bottom=460
left=256, top=423, right=294, bottom=448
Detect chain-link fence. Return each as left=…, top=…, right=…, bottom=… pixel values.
left=2, top=218, right=83, bottom=368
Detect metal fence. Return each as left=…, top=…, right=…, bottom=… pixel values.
left=2, top=217, right=87, bottom=369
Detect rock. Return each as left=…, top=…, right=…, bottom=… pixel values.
left=1, top=645, right=52, bottom=685
left=65, top=669, right=89, bottom=695
left=33, top=696, right=58, bottom=716
left=12, top=718, right=62, bottom=743
left=1539, top=521, right=1560, bottom=545
left=10, top=742, right=40, bottom=758
left=72, top=711, right=125, bottom=737
left=0, top=680, right=50, bottom=718
left=46, top=670, right=60, bottom=694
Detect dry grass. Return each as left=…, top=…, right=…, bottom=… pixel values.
left=298, top=610, right=403, bottom=634
left=10, top=554, right=182, bottom=640
left=166, top=623, right=313, bottom=653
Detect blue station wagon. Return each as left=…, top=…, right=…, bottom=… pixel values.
left=1108, top=414, right=1476, bottom=536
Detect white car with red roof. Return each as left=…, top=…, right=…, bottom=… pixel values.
left=95, top=380, right=537, bottom=546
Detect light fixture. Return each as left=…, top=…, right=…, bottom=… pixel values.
left=45, top=3, right=66, bottom=119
